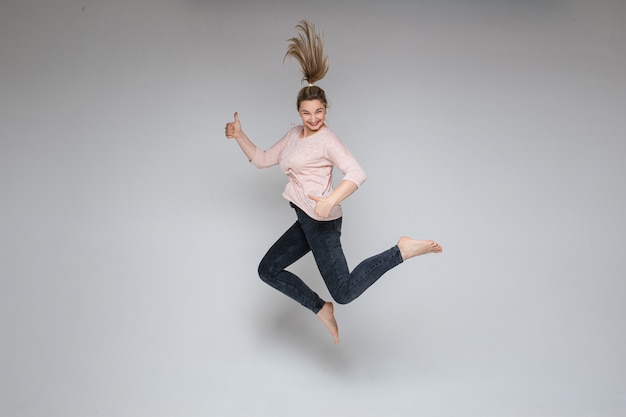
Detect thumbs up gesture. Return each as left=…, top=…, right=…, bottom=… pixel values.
left=308, top=194, right=333, bottom=218
left=225, top=112, right=242, bottom=139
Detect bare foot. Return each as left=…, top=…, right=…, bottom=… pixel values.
left=398, top=236, right=443, bottom=261
left=316, top=302, right=339, bottom=345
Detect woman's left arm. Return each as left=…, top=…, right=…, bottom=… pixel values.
left=309, top=134, right=367, bottom=218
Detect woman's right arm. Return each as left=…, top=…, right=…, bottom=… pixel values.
left=225, top=112, right=257, bottom=161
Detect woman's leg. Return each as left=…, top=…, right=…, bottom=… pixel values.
left=258, top=217, right=339, bottom=343
left=290, top=205, right=400, bottom=305
left=293, top=205, right=441, bottom=305
left=257, top=220, right=327, bottom=314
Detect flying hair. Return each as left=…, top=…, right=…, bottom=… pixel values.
left=284, top=20, right=329, bottom=86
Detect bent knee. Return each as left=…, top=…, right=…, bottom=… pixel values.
left=331, top=293, right=354, bottom=305
left=257, top=261, right=275, bottom=284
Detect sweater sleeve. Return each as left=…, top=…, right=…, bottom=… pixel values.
left=250, top=130, right=291, bottom=169
left=326, top=135, right=367, bottom=187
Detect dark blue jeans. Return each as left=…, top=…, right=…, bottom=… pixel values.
left=258, top=203, right=403, bottom=314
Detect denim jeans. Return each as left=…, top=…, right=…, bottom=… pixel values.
left=258, top=203, right=403, bottom=314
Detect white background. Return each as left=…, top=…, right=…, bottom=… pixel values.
left=1, top=0, right=625, bottom=416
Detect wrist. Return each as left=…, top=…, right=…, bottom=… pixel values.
left=326, top=193, right=341, bottom=207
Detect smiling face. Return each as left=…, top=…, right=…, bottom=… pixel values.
left=298, top=99, right=327, bottom=137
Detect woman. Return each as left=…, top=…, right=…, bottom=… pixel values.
left=225, top=20, right=442, bottom=344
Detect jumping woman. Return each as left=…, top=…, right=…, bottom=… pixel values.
left=225, top=20, right=442, bottom=344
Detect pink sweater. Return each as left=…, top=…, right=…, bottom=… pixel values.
left=251, top=126, right=367, bottom=221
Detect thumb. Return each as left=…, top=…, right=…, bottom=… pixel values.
left=308, top=194, right=319, bottom=202
left=234, top=112, right=240, bottom=123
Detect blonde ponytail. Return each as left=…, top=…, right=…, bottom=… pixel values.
left=284, top=20, right=330, bottom=110
left=285, top=20, right=329, bottom=85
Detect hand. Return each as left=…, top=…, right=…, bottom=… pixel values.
left=225, top=112, right=242, bottom=139
left=308, top=194, right=334, bottom=218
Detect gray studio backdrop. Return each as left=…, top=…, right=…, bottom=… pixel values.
left=1, top=0, right=625, bottom=416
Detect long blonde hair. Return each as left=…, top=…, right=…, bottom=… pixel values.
left=284, top=20, right=329, bottom=110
